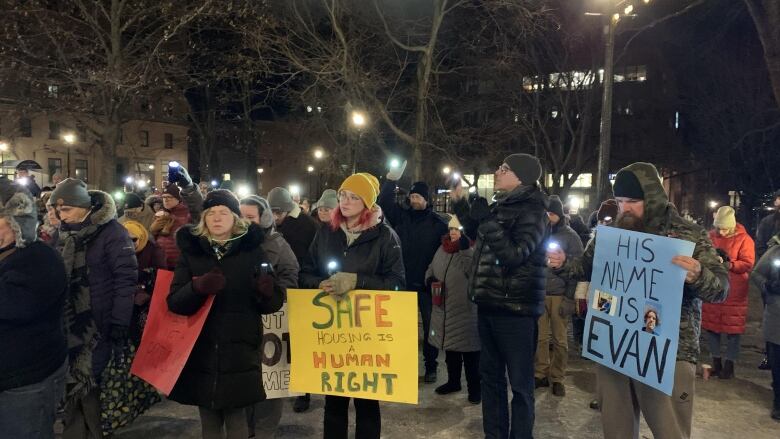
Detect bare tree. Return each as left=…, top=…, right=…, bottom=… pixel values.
left=744, top=0, right=780, bottom=106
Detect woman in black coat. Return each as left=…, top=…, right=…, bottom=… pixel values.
left=300, top=172, right=405, bottom=439
left=166, top=190, right=283, bottom=439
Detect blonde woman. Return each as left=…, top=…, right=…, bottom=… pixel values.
left=167, top=190, right=283, bottom=439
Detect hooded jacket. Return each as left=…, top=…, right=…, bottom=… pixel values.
left=299, top=208, right=406, bottom=292
left=262, top=230, right=299, bottom=292
left=702, top=224, right=755, bottom=334
left=378, top=180, right=449, bottom=290
left=453, top=184, right=550, bottom=317
left=167, top=223, right=284, bottom=409
left=56, top=190, right=138, bottom=377
left=546, top=217, right=584, bottom=297
left=276, top=204, right=319, bottom=267
left=755, top=211, right=780, bottom=258
left=151, top=184, right=203, bottom=270
left=749, top=245, right=780, bottom=346
left=0, top=180, right=68, bottom=391
left=558, top=162, right=729, bottom=364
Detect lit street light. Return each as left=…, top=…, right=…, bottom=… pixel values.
left=0, top=142, right=8, bottom=178
left=442, top=166, right=451, bottom=175
left=351, top=111, right=366, bottom=127
left=62, top=132, right=76, bottom=177
left=709, top=201, right=719, bottom=209
left=313, top=148, right=324, bottom=160
left=257, top=168, right=264, bottom=174
left=307, top=165, right=315, bottom=173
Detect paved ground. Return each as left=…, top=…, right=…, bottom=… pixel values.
left=113, top=287, right=779, bottom=438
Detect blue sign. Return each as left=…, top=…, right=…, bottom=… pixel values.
left=582, top=226, right=695, bottom=395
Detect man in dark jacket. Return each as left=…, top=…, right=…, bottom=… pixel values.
left=51, top=178, right=138, bottom=439
left=548, top=162, right=728, bottom=439
left=534, top=195, right=583, bottom=398
left=378, top=163, right=448, bottom=382
left=0, top=179, right=68, bottom=439
left=756, top=190, right=780, bottom=258
left=451, top=153, right=549, bottom=439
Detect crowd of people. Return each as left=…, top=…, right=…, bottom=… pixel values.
left=1, top=153, right=779, bottom=439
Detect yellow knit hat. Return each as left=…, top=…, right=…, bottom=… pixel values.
left=122, top=220, right=148, bottom=253
left=713, top=206, right=736, bottom=230
left=339, top=172, right=380, bottom=209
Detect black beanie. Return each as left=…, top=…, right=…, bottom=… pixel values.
left=203, top=189, right=241, bottom=216
left=547, top=195, right=565, bottom=218
left=612, top=170, right=645, bottom=199
left=410, top=181, right=430, bottom=202
left=124, top=193, right=143, bottom=209
left=503, top=153, right=542, bottom=185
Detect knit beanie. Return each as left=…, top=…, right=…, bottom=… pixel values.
left=124, top=193, right=144, bottom=210
left=409, top=181, right=430, bottom=202
left=0, top=178, right=37, bottom=247
left=203, top=189, right=241, bottom=216
left=448, top=215, right=462, bottom=230
left=713, top=206, right=736, bottom=230
left=163, top=182, right=182, bottom=201
left=267, top=187, right=296, bottom=213
left=316, top=189, right=339, bottom=210
left=503, top=153, right=542, bottom=185
left=122, top=220, right=148, bottom=253
left=597, top=199, right=619, bottom=222
left=339, top=172, right=380, bottom=209
left=547, top=195, right=565, bottom=218
left=240, top=195, right=274, bottom=229
left=612, top=170, right=645, bottom=200
left=51, top=178, right=92, bottom=208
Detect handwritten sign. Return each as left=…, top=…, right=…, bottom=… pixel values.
left=130, top=270, right=215, bottom=395
left=582, top=226, right=695, bottom=395
left=287, top=289, right=418, bottom=404
left=262, top=303, right=301, bottom=399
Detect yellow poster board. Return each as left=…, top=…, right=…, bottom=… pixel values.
left=287, top=289, right=418, bottom=404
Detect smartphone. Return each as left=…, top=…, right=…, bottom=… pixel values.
left=167, top=161, right=181, bottom=183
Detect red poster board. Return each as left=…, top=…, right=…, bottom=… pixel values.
left=130, top=270, right=215, bottom=395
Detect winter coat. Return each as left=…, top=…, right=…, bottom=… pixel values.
left=56, top=191, right=138, bottom=377
left=702, top=224, right=755, bottom=334
left=262, top=230, right=300, bottom=291
left=167, top=223, right=284, bottom=409
left=426, top=237, right=480, bottom=352
left=152, top=185, right=203, bottom=270
left=749, top=245, right=780, bottom=345
left=557, top=162, right=729, bottom=364
left=755, top=212, right=780, bottom=258
left=568, top=214, right=592, bottom=248
left=276, top=205, right=319, bottom=267
left=299, top=209, right=405, bottom=292
left=378, top=180, right=449, bottom=291
left=453, top=185, right=549, bottom=317
left=0, top=241, right=68, bottom=391
left=546, top=219, right=584, bottom=297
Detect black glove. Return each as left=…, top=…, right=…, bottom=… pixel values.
left=169, top=165, right=193, bottom=188
left=470, top=197, right=491, bottom=222
left=110, top=325, right=129, bottom=346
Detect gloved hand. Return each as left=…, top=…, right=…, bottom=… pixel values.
left=169, top=164, right=194, bottom=188
left=255, top=274, right=277, bottom=301
left=386, top=160, right=407, bottom=181
left=458, top=234, right=471, bottom=250
left=110, top=325, right=129, bottom=346
left=559, top=298, right=576, bottom=317
left=469, top=197, right=491, bottom=222
left=328, top=272, right=357, bottom=299
left=192, top=268, right=226, bottom=295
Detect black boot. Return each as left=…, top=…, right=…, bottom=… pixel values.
left=463, top=351, right=481, bottom=404
left=712, top=357, right=723, bottom=377
left=720, top=359, right=735, bottom=379
left=535, top=377, right=550, bottom=389
left=293, top=394, right=311, bottom=413
left=436, top=351, right=462, bottom=394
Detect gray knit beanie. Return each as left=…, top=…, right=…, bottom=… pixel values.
left=316, top=189, right=339, bottom=210
left=240, top=195, right=275, bottom=229
left=51, top=178, right=92, bottom=208
left=267, top=187, right=296, bottom=213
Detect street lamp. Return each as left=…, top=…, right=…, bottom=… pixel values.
left=62, top=132, right=76, bottom=178
left=442, top=166, right=451, bottom=175
left=257, top=168, right=264, bottom=174
left=313, top=148, right=324, bottom=160
left=351, top=111, right=366, bottom=127
left=709, top=201, right=719, bottom=209
left=307, top=165, right=315, bottom=173
left=350, top=111, right=368, bottom=174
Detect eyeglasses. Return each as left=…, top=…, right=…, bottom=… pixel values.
left=161, top=195, right=176, bottom=201
left=497, top=164, right=512, bottom=175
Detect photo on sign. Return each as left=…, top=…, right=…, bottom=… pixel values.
left=642, top=303, right=662, bottom=336
left=592, top=290, right=618, bottom=316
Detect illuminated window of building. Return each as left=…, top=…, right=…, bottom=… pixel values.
left=546, top=173, right=593, bottom=188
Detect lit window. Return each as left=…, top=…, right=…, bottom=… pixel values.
left=47, top=85, right=59, bottom=98
left=546, top=173, right=593, bottom=188
left=522, top=75, right=545, bottom=92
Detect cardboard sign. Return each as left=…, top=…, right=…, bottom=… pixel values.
left=582, top=226, right=695, bottom=395
left=130, top=270, right=215, bottom=395
left=287, top=289, right=418, bottom=404
left=262, top=303, right=302, bottom=399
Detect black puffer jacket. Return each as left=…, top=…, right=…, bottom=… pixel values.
left=167, top=223, right=284, bottom=409
left=454, top=185, right=549, bottom=317
left=299, top=211, right=406, bottom=292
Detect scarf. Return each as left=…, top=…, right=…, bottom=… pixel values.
left=58, top=221, right=102, bottom=409
left=441, top=236, right=461, bottom=254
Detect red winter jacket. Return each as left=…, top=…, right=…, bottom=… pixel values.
left=702, top=224, right=755, bottom=334
left=153, top=202, right=192, bottom=270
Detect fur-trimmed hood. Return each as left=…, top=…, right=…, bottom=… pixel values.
left=59, top=190, right=118, bottom=232
left=0, top=178, right=37, bottom=247
left=175, top=222, right=266, bottom=257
